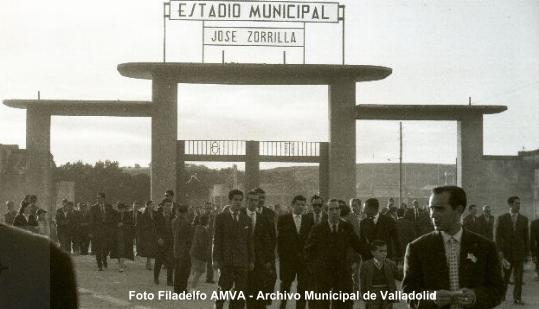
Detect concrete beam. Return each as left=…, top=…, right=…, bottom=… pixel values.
left=356, top=104, right=507, bottom=120
left=4, top=100, right=152, bottom=117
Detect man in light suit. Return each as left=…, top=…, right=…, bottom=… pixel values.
left=213, top=189, right=254, bottom=309
left=402, top=186, right=504, bottom=309
left=496, top=196, right=529, bottom=305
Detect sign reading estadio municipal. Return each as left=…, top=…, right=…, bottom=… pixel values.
left=169, top=0, right=340, bottom=23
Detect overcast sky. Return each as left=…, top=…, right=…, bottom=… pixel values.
left=1, top=0, right=538, bottom=167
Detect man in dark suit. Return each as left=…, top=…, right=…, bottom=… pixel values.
left=462, top=204, right=482, bottom=235
left=0, top=223, right=78, bottom=308
left=360, top=198, right=401, bottom=261
left=254, top=187, right=277, bottom=305
left=496, top=196, right=529, bottom=305
left=154, top=199, right=175, bottom=285
left=56, top=199, right=72, bottom=253
left=531, top=217, right=539, bottom=281
left=277, top=195, right=314, bottom=309
left=306, top=195, right=327, bottom=226
left=213, top=189, right=254, bottom=309
left=304, top=199, right=363, bottom=309
left=243, top=189, right=275, bottom=309
left=476, top=204, right=494, bottom=240
left=89, top=192, right=113, bottom=271
left=405, top=200, right=433, bottom=236
left=402, top=186, right=504, bottom=309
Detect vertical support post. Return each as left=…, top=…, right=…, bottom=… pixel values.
left=202, top=21, right=205, bottom=63
left=328, top=79, right=356, bottom=201
left=303, top=22, right=306, bottom=64
left=457, top=114, right=484, bottom=205
left=339, top=5, right=346, bottom=65
left=176, top=140, right=186, bottom=203
left=163, top=2, right=167, bottom=63
left=245, top=141, right=260, bottom=192
left=26, top=107, right=52, bottom=212
left=319, top=142, right=329, bottom=201
left=399, top=122, right=403, bottom=207
left=151, top=74, right=177, bottom=203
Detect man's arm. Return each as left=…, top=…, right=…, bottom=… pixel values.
left=470, top=240, right=504, bottom=308
left=401, top=242, right=436, bottom=309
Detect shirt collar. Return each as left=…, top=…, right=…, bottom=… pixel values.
left=441, top=227, right=463, bottom=243
left=373, top=257, right=384, bottom=268
left=246, top=208, right=257, bottom=216
left=229, top=207, right=238, bottom=217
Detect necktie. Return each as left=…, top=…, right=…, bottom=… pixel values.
left=332, top=223, right=337, bottom=233
left=250, top=212, right=255, bottom=230
left=315, top=214, right=319, bottom=224
left=294, top=216, right=300, bottom=233
left=448, top=237, right=460, bottom=309
left=234, top=211, right=239, bottom=222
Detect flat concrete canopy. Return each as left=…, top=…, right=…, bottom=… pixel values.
left=117, top=62, right=393, bottom=85
left=356, top=104, right=507, bottom=120
left=3, top=100, right=152, bottom=117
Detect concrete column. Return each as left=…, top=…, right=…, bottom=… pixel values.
left=176, top=140, right=186, bottom=203
left=26, top=107, right=52, bottom=211
left=319, top=142, right=329, bottom=200
left=151, top=74, right=177, bottom=203
left=328, top=79, right=356, bottom=201
left=457, top=114, right=484, bottom=204
left=245, top=141, right=260, bottom=192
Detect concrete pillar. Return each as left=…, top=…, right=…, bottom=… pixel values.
left=151, top=74, right=177, bottom=203
left=319, top=142, right=329, bottom=200
left=176, top=140, right=186, bottom=203
left=245, top=141, right=260, bottom=192
left=328, top=79, right=356, bottom=201
left=457, top=114, right=483, bottom=204
left=26, top=107, right=52, bottom=211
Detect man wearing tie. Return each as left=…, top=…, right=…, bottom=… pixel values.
left=402, top=186, right=504, bottom=309
left=307, top=195, right=326, bottom=226
left=244, top=190, right=275, bottom=309
left=405, top=200, right=434, bottom=236
left=277, top=195, right=314, bottom=309
left=89, top=192, right=113, bottom=271
left=462, top=204, right=482, bottom=235
left=476, top=205, right=494, bottom=240
left=496, top=196, right=529, bottom=305
left=304, top=199, right=363, bottom=309
left=213, top=189, right=254, bottom=309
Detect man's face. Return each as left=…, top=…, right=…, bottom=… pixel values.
left=327, top=201, right=341, bottom=223
left=257, top=193, right=266, bottom=208
left=509, top=198, right=520, bottom=213
left=311, top=198, right=323, bottom=214
left=388, top=198, right=394, bottom=207
left=351, top=200, right=361, bottom=214
left=230, top=194, right=243, bottom=211
left=483, top=205, right=491, bottom=216
left=247, top=193, right=259, bottom=211
left=364, top=205, right=378, bottom=217
left=429, top=192, right=462, bottom=232
left=164, top=192, right=173, bottom=202
left=292, top=200, right=306, bottom=215
left=371, top=245, right=387, bottom=261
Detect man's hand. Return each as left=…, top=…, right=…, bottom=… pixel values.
left=457, top=288, right=476, bottom=307
left=157, top=238, right=164, bottom=246
left=434, top=290, right=452, bottom=307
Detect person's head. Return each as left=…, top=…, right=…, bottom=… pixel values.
left=198, top=214, right=210, bottom=226
left=429, top=186, right=467, bottom=233
left=468, top=204, right=478, bottom=216
left=246, top=190, right=259, bottom=212
left=164, top=190, right=174, bottom=202
left=145, top=200, right=156, bottom=211
left=387, top=198, right=395, bottom=207
left=61, top=198, right=68, bottom=208
left=97, top=192, right=105, bottom=203
left=349, top=198, right=361, bottom=214
left=389, top=206, right=398, bottom=218
left=6, top=200, right=15, bottom=212
left=482, top=204, right=491, bottom=216
left=311, top=195, right=323, bottom=214
left=67, top=201, right=75, bottom=211
left=327, top=199, right=341, bottom=223
left=412, top=199, right=419, bottom=209
left=291, top=195, right=307, bottom=215
left=338, top=200, right=350, bottom=217
left=254, top=187, right=265, bottom=208
left=19, top=200, right=31, bottom=215
left=160, top=199, right=173, bottom=217
left=228, top=189, right=244, bottom=211
left=364, top=198, right=380, bottom=217
left=370, top=240, right=388, bottom=261
left=507, top=196, right=520, bottom=214
left=29, top=195, right=37, bottom=205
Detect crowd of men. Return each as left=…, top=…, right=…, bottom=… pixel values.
left=3, top=186, right=539, bottom=309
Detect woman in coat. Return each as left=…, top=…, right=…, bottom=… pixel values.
left=136, top=200, right=158, bottom=270
left=13, top=200, right=39, bottom=233
left=110, top=202, right=135, bottom=272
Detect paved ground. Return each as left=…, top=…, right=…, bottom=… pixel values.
left=75, top=255, right=539, bottom=309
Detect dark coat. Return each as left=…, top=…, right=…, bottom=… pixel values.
left=495, top=213, right=529, bottom=262
left=89, top=203, right=114, bottom=242
left=55, top=208, right=70, bottom=234
left=360, top=214, right=401, bottom=260
left=463, top=215, right=482, bottom=235
left=212, top=207, right=254, bottom=268
left=402, top=229, right=504, bottom=309
left=154, top=208, right=174, bottom=259
left=13, top=213, right=38, bottom=233
left=172, top=214, right=194, bottom=260
left=243, top=208, right=275, bottom=266
left=531, top=219, right=539, bottom=258
left=4, top=211, right=17, bottom=225
left=277, top=213, right=314, bottom=279
left=190, top=225, right=210, bottom=261
left=360, top=259, right=402, bottom=296
left=259, top=206, right=276, bottom=250
left=396, top=217, right=417, bottom=254
left=476, top=214, right=494, bottom=240
left=304, top=220, right=363, bottom=282
left=405, top=207, right=433, bottom=236
left=110, top=210, right=135, bottom=260
left=136, top=208, right=158, bottom=258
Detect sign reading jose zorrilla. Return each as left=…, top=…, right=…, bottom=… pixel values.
left=164, top=0, right=345, bottom=62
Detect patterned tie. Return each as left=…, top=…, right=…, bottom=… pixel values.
left=448, top=237, right=460, bottom=309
